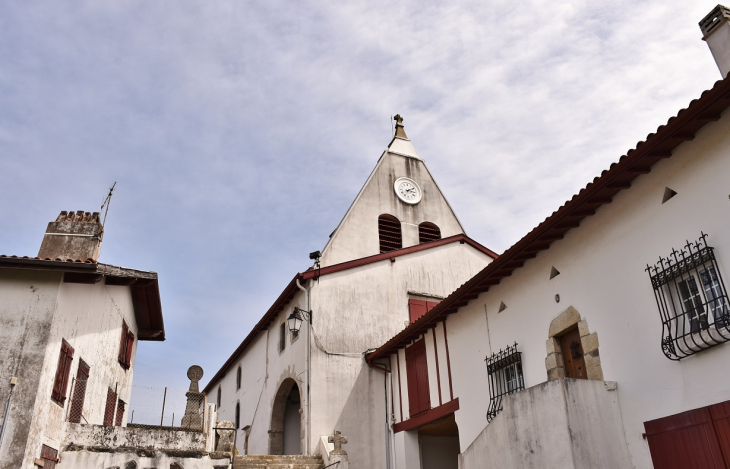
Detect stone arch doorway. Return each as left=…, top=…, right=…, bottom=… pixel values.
left=269, top=378, right=301, bottom=455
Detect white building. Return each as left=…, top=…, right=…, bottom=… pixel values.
left=202, top=116, right=498, bottom=468
left=0, top=211, right=165, bottom=469
left=367, top=5, right=730, bottom=469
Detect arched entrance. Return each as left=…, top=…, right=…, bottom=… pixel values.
left=269, top=378, right=301, bottom=455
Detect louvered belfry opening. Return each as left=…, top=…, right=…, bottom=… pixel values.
left=379, top=214, right=402, bottom=253
left=419, top=222, right=441, bottom=244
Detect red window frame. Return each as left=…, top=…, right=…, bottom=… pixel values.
left=408, top=299, right=439, bottom=323
left=51, top=340, right=74, bottom=405
left=118, top=321, right=135, bottom=369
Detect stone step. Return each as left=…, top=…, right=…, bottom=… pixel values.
left=233, top=454, right=324, bottom=469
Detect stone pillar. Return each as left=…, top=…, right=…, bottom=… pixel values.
left=181, top=365, right=204, bottom=430
left=215, top=420, right=235, bottom=452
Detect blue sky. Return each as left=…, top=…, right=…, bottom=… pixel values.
left=0, top=1, right=722, bottom=391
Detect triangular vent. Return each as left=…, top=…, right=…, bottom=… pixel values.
left=662, top=187, right=677, bottom=204
left=550, top=267, right=560, bottom=280
left=498, top=301, right=507, bottom=313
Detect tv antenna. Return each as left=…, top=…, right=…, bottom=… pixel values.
left=100, top=182, right=117, bottom=237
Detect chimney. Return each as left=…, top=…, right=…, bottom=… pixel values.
left=700, top=5, right=730, bottom=78
left=38, top=211, right=103, bottom=261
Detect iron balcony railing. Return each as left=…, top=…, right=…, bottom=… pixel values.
left=647, top=233, right=730, bottom=360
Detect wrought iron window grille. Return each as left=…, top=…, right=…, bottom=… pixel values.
left=485, top=342, right=524, bottom=422
left=647, top=232, right=730, bottom=360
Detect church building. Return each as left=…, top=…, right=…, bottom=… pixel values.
left=202, top=117, right=498, bottom=468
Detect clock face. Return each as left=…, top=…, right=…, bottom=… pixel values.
left=394, top=177, right=422, bottom=204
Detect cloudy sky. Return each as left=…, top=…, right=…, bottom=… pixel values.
left=0, top=1, right=722, bottom=391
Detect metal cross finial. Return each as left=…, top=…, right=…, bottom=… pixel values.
left=394, top=114, right=403, bottom=125
left=328, top=429, right=348, bottom=454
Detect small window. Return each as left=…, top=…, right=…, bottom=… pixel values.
left=52, top=339, right=74, bottom=406
left=68, top=359, right=90, bottom=423
left=235, top=402, right=240, bottom=429
left=418, top=222, right=441, bottom=244
left=378, top=214, right=402, bottom=253
left=486, top=343, right=524, bottom=422
left=279, top=323, right=287, bottom=352
left=647, top=233, right=730, bottom=360
left=118, top=321, right=135, bottom=369
left=236, top=366, right=242, bottom=390
left=217, top=386, right=222, bottom=409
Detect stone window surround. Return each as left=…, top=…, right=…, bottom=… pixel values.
left=545, top=306, right=604, bottom=381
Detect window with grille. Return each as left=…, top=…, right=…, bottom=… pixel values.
left=418, top=222, right=441, bottom=244
left=104, top=388, right=117, bottom=426
left=486, top=343, right=524, bottom=422
left=115, top=399, right=126, bottom=426
left=378, top=214, right=402, bottom=253
left=647, top=233, right=730, bottom=360
left=118, top=321, right=135, bottom=369
left=52, top=340, right=74, bottom=406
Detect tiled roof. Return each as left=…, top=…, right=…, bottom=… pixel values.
left=367, top=74, right=730, bottom=362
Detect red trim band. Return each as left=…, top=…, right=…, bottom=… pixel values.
left=393, top=398, right=459, bottom=433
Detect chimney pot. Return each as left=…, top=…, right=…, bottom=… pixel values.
left=700, top=5, right=730, bottom=78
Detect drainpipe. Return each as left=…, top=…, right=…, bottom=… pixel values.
left=296, top=277, right=312, bottom=455
left=0, top=377, right=18, bottom=453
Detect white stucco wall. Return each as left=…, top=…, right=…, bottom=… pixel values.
left=444, top=110, right=730, bottom=467
left=21, top=276, right=140, bottom=468
left=209, top=290, right=308, bottom=456
left=0, top=270, right=61, bottom=469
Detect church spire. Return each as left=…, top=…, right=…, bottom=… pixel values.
left=388, top=114, right=420, bottom=159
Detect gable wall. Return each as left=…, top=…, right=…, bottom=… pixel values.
left=444, top=109, right=730, bottom=467
left=321, top=152, right=465, bottom=267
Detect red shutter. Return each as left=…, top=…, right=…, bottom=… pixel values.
left=405, top=338, right=430, bottom=417
left=115, top=399, right=126, bottom=426
left=645, top=407, right=726, bottom=468
left=125, top=331, right=135, bottom=368
left=409, top=300, right=428, bottom=323
left=104, top=388, right=117, bottom=426
left=52, top=340, right=74, bottom=404
left=426, top=301, right=439, bottom=312
left=119, top=322, right=128, bottom=366
left=40, top=445, right=59, bottom=469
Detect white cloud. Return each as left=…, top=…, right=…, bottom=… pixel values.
left=0, top=0, right=721, bottom=388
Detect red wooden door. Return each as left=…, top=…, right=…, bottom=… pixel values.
left=405, top=338, right=430, bottom=417
left=645, top=407, right=727, bottom=468
left=710, top=401, right=730, bottom=465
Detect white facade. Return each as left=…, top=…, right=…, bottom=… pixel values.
left=371, top=66, right=730, bottom=468
left=0, top=254, right=164, bottom=468
left=204, top=122, right=496, bottom=468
